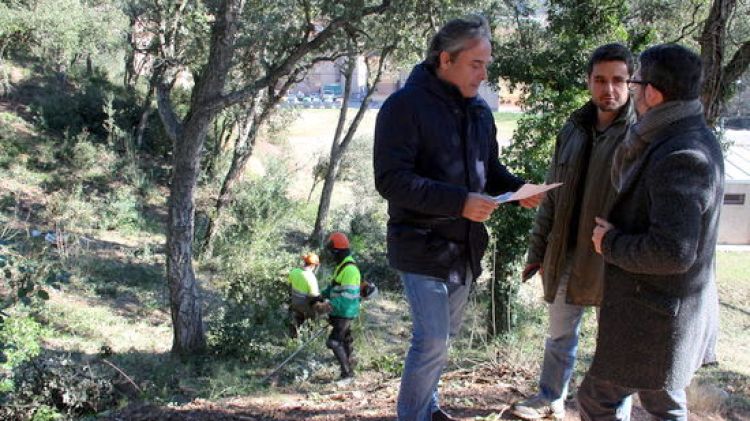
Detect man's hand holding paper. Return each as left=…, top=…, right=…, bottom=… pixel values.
left=491, top=182, right=562, bottom=208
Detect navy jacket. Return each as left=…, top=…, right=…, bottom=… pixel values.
left=373, top=63, right=524, bottom=283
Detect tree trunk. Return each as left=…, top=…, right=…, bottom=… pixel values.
left=310, top=54, right=355, bottom=245
left=86, top=53, right=93, bottom=76
left=0, top=41, right=9, bottom=96
left=487, top=256, right=517, bottom=336
left=162, top=0, right=245, bottom=356
left=310, top=47, right=392, bottom=245
left=205, top=116, right=233, bottom=180
left=699, top=0, right=736, bottom=127
left=136, top=71, right=161, bottom=149
left=124, top=14, right=138, bottom=88
left=167, top=116, right=209, bottom=355
left=202, top=100, right=261, bottom=255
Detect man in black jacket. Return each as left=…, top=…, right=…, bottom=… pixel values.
left=585, top=44, right=723, bottom=420
left=374, top=15, right=542, bottom=421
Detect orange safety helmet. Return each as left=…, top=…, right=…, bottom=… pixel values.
left=327, top=232, right=350, bottom=250
left=302, top=252, right=320, bottom=266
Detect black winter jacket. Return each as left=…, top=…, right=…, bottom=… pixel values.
left=373, top=63, right=524, bottom=283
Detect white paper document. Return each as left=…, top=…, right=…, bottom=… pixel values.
left=490, top=182, right=563, bottom=204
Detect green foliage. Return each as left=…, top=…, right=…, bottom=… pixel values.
left=369, top=353, right=403, bottom=378
left=0, top=247, right=53, bottom=311
left=486, top=0, right=628, bottom=334
left=0, top=316, right=47, bottom=390
left=0, top=0, right=126, bottom=67
left=0, top=353, right=119, bottom=420
left=347, top=208, right=399, bottom=290
left=206, top=169, right=301, bottom=360
left=31, top=75, right=141, bottom=140
left=30, top=405, right=62, bottom=421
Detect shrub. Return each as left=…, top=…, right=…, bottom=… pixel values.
left=348, top=208, right=399, bottom=290
left=31, top=75, right=141, bottom=142
left=43, top=185, right=99, bottom=231
left=99, top=187, right=142, bottom=232
left=206, top=170, right=300, bottom=360
left=0, top=316, right=47, bottom=393
left=0, top=353, right=119, bottom=420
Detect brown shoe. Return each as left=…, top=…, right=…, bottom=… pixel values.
left=432, top=409, right=459, bottom=421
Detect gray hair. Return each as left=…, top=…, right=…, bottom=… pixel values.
left=425, top=14, right=491, bottom=68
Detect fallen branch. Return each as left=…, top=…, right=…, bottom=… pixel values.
left=102, top=358, right=143, bottom=394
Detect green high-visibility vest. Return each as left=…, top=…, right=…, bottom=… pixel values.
left=289, top=267, right=319, bottom=296
left=322, top=255, right=361, bottom=318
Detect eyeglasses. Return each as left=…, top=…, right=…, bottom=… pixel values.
left=626, top=79, right=649, bottom=90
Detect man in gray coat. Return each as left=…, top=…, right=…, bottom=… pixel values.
left=584, top=44, right=723, bottom=420
left=512, top=44, right=635, bottom=420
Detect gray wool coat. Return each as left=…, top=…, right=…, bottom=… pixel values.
left=590, top=114, right=723, bottom=391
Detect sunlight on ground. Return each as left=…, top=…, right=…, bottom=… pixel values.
left=43, top=289, right=171, bottom=355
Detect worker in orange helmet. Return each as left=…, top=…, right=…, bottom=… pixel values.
left=288, top=252, right=329, bottom=338
left=321, top=231, right=361, bottom=380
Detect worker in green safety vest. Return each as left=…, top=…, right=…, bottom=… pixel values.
left=321, top=232, right=361, bottom=380
left=289, top=252, right=329, bottom=338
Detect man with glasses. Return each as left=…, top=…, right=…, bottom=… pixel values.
left=511, top=43, right=635, bottom=420
left=583, top=43, right=722, bottom=420
left=374, top=15, right=543, bottom=421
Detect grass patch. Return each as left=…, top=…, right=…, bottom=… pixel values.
left=493, top=111, right=521, bottom=145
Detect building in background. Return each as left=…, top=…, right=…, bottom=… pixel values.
left=718, top=130, right=750, bottom=245
left=291, top=57, right=516, bottom=110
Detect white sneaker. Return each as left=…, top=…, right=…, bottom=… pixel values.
left=511, top=394, right=565, bottom=420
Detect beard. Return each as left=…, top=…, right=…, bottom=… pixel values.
left=594, top=98, right=624, bottom=113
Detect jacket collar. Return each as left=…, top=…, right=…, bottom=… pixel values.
left=615, top=114, right=706, bottom=196
left=405, top=62, right=487, bottom=110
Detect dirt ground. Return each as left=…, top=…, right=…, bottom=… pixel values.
left=103, top=362, right=725, bottom=421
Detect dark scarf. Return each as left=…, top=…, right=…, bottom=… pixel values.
left=611, top=99, right=704, bottom=192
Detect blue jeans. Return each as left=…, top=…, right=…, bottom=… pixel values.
left=397, top=271, right=472, bottom=421
left=577, top=373, right=687, bottom=421
left=539, top=260, right=590, bottom=407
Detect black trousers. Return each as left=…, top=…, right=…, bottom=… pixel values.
left=328, top=317, right=353, bottom=352
left=327, top=316, right=354, bottom=377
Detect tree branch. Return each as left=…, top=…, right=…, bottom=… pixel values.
left=202, top=0, right=391, bottom=112
left=724, top=40, right=750, bottom=83
left=156, top=67, right=182, bottom=142
left=667, top=2, right=704, bottom=44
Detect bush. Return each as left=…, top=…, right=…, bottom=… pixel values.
left=0, top=316, right=47, bottom=393
left=0, top=353, right=119, bottom=420
left=31, top=74, right=141, bottom=142
left=348, top=208, right=399, bottom=290
left=100, top=187, right=142, bottom=232
left=206, top=170, right=300, bottom=360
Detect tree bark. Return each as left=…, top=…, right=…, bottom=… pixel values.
left=310, top=47, right=392, bottom=245
left=698, top=0, right=750, bottom=128
left=700, top=0, right=735, bottom=127
left=163, top=0, right=246, bottom=356
left=167, top=116, right=208, bottom=355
